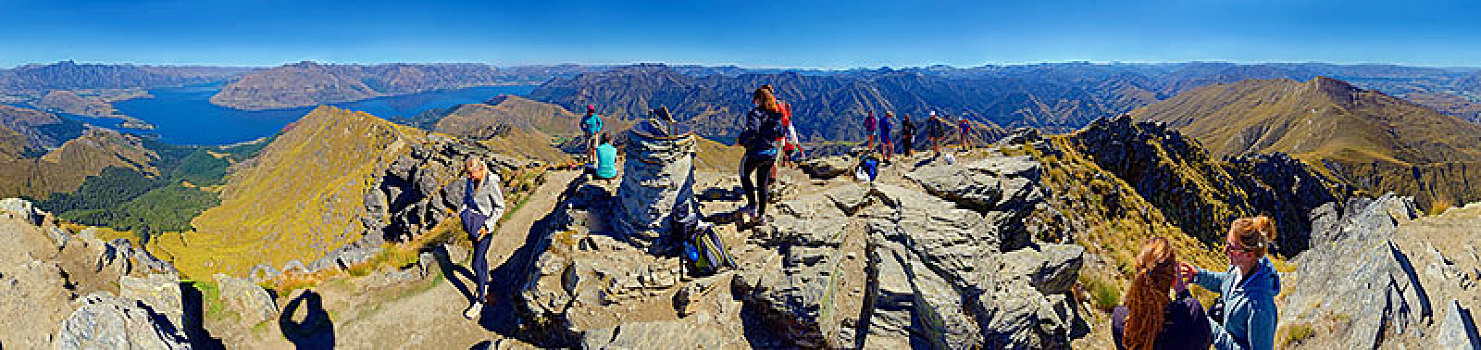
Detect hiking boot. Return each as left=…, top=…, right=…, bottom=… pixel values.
left=736, top=205, right=756, bottom=222
left=463, top=302, right=483, bottom=320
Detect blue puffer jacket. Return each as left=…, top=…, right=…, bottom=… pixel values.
left=1193, top=257, right=1281, bottom=350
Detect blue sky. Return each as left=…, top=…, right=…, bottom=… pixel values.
left=2, top=0, right=1479, bottom=69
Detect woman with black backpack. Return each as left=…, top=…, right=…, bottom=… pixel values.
left=736, top=85, right=785, bottom=225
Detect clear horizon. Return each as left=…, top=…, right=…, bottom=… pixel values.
left=3, top=0, right=1480, bottom=69
left=9, top=59, right=1480, bottom=71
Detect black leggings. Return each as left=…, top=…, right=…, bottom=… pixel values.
left=471, top=234, right=491, bottom=302
left=739, top=152, right=776, bottom=216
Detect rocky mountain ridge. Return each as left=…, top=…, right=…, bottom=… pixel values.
left=0, top=60, right=248, bottom=96
left=508, top=136, right=1089, bottom=348
left=209, top=61, right=600, bottom=110
left=526, top=63, right=1481, bottom=144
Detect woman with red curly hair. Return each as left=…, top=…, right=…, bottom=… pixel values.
left=1112, top=237, right=1212, bottom=349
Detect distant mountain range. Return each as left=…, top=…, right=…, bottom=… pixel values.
left=0, top=60, right=249, bottom=96
left=1133, top=76, right=1481, bottom=210
left=525, top=62, right=1481, bottom=142
left=209, top=61, right=603, bottom=110
left=7, top=60, right=1480, bottom=127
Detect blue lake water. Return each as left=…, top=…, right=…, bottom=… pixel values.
left=91, top=84, right=536, bottom=145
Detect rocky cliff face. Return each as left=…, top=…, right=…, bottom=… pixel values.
left=0, top=199, right=196, bottom=348
left=1281, top=194, right=1481, bottom=349
left=1062, top=115, right=1349, bottom=254
left=241, top=135, right=539, bottom=282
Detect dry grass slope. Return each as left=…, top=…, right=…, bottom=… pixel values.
left=1133, top=76, right=1481, bottom=210
left=151, top=106, right=425, bottom=278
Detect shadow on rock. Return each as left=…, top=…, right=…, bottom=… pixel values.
left=478, top=177, right=588, bottom=345
left=279, top=290, right=335, bottom=349
left=433, top=244, right=475, bottom=302
left=180, top=282, right=227, bottom=349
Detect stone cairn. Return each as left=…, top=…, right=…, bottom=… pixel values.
left=613, top=126, right=698, bottom=251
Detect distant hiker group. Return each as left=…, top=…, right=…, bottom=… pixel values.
left=1112, top=216, right=1283, bottom=350
left=865, top=109, right=975, bottom=163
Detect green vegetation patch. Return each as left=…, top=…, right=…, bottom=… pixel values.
left=35, top=135, right=273, bottom=240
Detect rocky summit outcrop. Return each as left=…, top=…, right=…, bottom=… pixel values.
left=0, top=208, right=78, bottom=348
left=56, top=291, right=192, bottom=349
left=1282, top=194, right=1481, bottom=349
left=119, top=273, right=186, bottom=328
left=1284, top=194, right=1427, bottom=349
left=0, top=198, right=192, bottom=349
left=376, top=134, right=530, bottom=241
left=511, top=147, right=1087, bottom=348
left=215, top=273, right=279, bottom=325
left=799, top=156, right=856, bottom=180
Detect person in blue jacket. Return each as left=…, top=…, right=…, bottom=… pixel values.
left=581, top=105, right=603, bottom=162
left=1180, top=216, right=1282, bottom=350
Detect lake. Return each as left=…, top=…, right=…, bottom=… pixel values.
left=96, top=84, right=536, bottom=145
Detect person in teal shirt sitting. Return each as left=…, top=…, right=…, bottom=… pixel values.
left=595, top=132, right=618, bottom=179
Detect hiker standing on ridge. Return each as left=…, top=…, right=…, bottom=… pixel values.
left=865, top=110, right=877, bottom=150
left=899, top=114, right=916, bottom=158
left=927, top=111, right=946, bottom=157
left=1179, top=216, right=1282, bottom=350
left=581, top=105, right=603, bottom=163
left=878, top=112, right=894, bottom=163
left=736, top=86, right=786, bottom=225
left=459, top=156, right=506, bottom=320
left=958, top=115, right=973, bottom=149
left=769, top=87, right=798, bottom=169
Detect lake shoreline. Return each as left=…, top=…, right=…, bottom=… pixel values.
left=94, top=85, right=537, bottom=146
